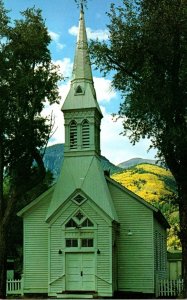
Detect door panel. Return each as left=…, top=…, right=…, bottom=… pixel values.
left=66, top=253, right=95, bottom=291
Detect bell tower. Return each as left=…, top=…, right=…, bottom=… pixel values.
left=47, top=4, right=117, bottom=224
left=62, top=5, right=103, bottom=157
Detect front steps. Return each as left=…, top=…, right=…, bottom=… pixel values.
left=56, top=292, right=98, bottom=299
left=57, top=294, right=93, bottom=299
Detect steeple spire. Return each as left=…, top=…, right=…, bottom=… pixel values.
left=62, top=5, right=102, bottom=113
left=62, top=4, right=102, bottom=156
left=72, top=4, right=93, bottom=82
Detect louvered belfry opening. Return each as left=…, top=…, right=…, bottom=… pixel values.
left=82, top=119, right=90, bottom=148
left=70, top=120, right=78, bottom=149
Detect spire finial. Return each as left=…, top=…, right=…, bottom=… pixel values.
left=75, top=0, right=87, bottom=10
left=80, top=1, right=84, bottom=12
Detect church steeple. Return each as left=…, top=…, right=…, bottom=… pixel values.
left=62, top=5, right=103, bottom=156
left=46, top=4, right=118, bottom=223
left=72, top=4, right=93, bottom=82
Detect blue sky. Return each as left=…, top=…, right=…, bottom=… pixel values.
left=4, top=0, right=157, bottom=164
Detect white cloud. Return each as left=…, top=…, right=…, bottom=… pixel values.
left=68, top=26, right=78, bottom=36
left=94, top=77, right=116, bottom=102
left=42, top=75, right=71, bottom=147
left=42, top=102, right=65, bottom=146
left=86, top=27, right=109, bottom=41
left=100, top=106, right=157, bottom=165
left=54, top=58, right=73, bottom=78
left=49, top=31, right=59, bottom=41
left=68, top=26, right=109, bottom=41
left=49, top=30, right=65, bottom=50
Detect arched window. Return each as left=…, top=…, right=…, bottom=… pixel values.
left=65, top=212, right=94, bottom=229
left=82, top=120, right=90, bottom=148
left=65, top=219, right=77, bottom=228
left=70, top=120, right=77, bottom=149
left=81, top=218, right=94, bottom=227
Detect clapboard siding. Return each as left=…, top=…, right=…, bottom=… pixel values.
left=49, top=198, right=113, bottom=296
left=154, top=218, right=167, bottom=281
left=108, top=181, right=155, bottom=293
left=112, top=224, right=117, bottom=292
left=23, top=192, right=52, bottom=293
left=49, top=201, right=77, bottom=293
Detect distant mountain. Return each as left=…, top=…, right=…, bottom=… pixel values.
left=43, top=143, right=122, bottom=179
left=100, top=156, right=122, bottom=175
left=118, top=157, right=158, bottom=169
left=43, top=144, right=64, bottom=179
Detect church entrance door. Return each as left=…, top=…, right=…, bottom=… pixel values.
left=65, top=253, right=95, bottom=291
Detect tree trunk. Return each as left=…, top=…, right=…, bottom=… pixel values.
left=179, top=183, right=187, bottom=298
left=0, top=133, right=7, bottom=298
left=0, top=223, right=7, bottom=299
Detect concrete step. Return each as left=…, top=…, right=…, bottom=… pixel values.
left=56, top=293, right=94, bottom=299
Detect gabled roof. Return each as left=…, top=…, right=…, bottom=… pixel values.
left=106, top=175, right=170, bottom=229
left=17, top=185, right=55, bottom=217
left=46, top=156, right=118, bottom=222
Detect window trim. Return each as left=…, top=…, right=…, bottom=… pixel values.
left=75, top=85, right=84, bottom=95
left=69, top=120, right=78, bottom=150
left=65, top=238, right=78, bottom=248
left=73, top=194, right=86, bottom=205
left=82, top=119, right=90, bottom=149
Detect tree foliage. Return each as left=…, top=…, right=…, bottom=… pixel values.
left=90, top=0, right=187, bottom=296
left=90, top=0, right=187, bottom=163
left=0, top=1, right=60, bottom=297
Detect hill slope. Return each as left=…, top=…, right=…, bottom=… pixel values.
left=112, top=163, right=176, bottom=202
left=111, top=164, right=180, bottom=249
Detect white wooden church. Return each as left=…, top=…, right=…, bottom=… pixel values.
left=18, top=6, right=169, bottom=298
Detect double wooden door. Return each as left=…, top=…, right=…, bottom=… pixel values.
left=66, top=253, right=95, bottom=291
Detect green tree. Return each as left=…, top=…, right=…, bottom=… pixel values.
left=90, top=0, right=187, bottom=296
left=0, top=1, right=60, bottom=297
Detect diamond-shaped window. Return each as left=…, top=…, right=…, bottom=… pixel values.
left=75, top=211, right=84, bottom=221
left=73, top=194, right=86, bottom=205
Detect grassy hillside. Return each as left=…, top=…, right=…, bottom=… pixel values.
left=111, top=163, right=180, bottom=249
left=112, top=163, right=176, bottom=202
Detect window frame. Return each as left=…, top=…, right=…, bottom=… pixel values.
left=69, top=120, right=78, bottom=150
left=82, top=119, right=90, bottom=149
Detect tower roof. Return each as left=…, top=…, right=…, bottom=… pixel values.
left=62, top=5, right=102, bottom=115
left=72, top=4, right=93, bottom=82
